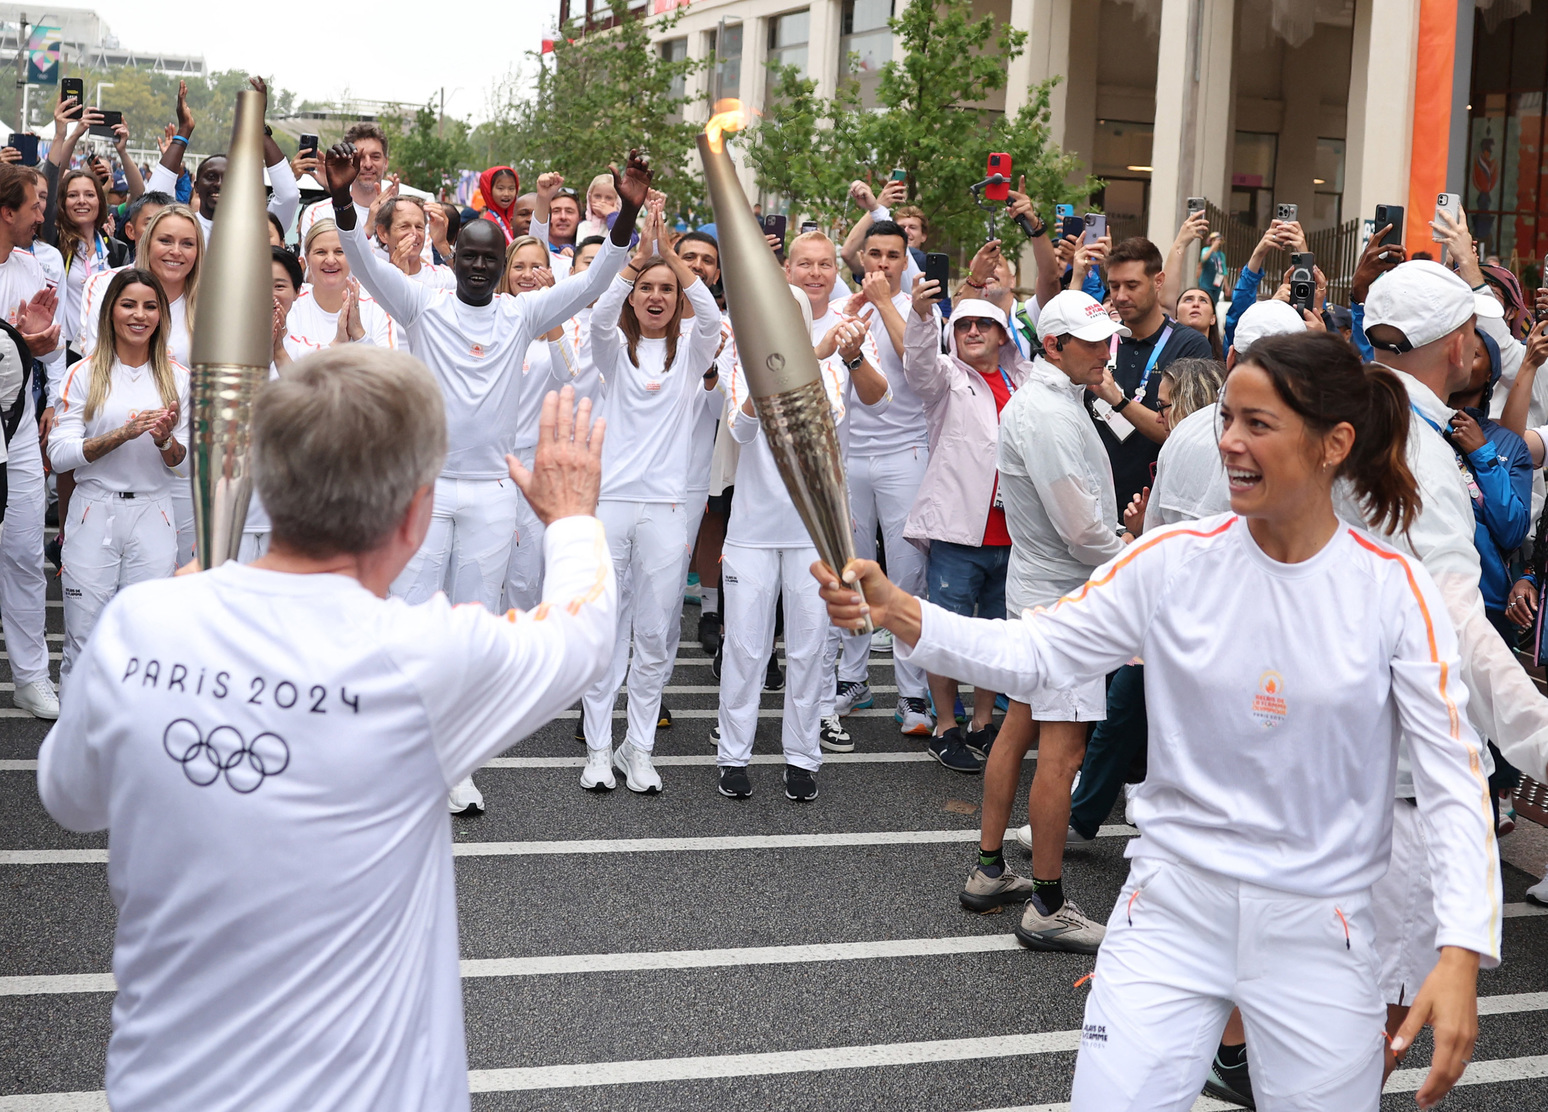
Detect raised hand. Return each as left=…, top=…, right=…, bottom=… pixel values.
left=175, top=80, right=194, bottom=136
left=536, top=171, right=565, bottom=203
left=966, top=239, right=1004, bottom=287
left=343, top=278, right=366, bottom=342
left=323, top=142, right=360, bottom=201
left=113, top=120, right=130, bottom=151
left=611, top=149, right=652, bottom=211
left=248, top=75, right=269, bottom=104
left=910, top=274, right=942, bottom=317
left=1351, top=226, right=1406, bottom=304
left=0, top=148, right=18, bottom=165
left=860, top=269, right=892, bottom=307
left=849, top=179, right=877, bottom=212
left=878, top=178, right=907, bottom=208
left=507, top=386, right=605, bottom=525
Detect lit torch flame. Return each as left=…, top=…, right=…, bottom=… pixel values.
left=705, top=99, right=751, bottom=153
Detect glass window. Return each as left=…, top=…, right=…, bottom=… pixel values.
left=660, top=38, right=688, bottom=107
left=841, top=0, right=893, bottom=107
left=769, top=10, right=811, bottom=79
left=711, top=23, right=743, bottom=104
left=1091, top=119, right=1154, bottom=178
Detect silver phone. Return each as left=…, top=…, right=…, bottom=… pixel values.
left=1083, top=212, right=1107, bottom=244
left=1434, top=192, right=1462, bottom=242
left=1275, top=203, right=1298, bottom=224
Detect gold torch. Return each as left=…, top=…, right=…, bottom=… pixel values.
left=188, top=89, right=272, bottom=568
left=697, top=102, right=870, bottom=631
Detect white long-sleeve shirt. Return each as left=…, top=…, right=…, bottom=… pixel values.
left=513, top=332, right=584, bottom=451
left=77, top=267, right=191, bottom=371
left=283, top=285, right=399, bottom=354
left=37, top=515, right=615, bottom=1112
left=150, top=156, right=302, bottom=241
left=996, top=355, right=1124, bottom=607
left=591, top=273, right=723, bottom=504
left=337, top=219, right=627, bottom=479
left=49, top=357, right=190, bottom=496
left=0, top=246, right=66, bottom=409
left=1143, top=402, right=1231, bottom=532
left=898, top=513, right=1502, bottom=964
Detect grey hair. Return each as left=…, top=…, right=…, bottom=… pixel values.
left=1160, top=357, right=1226, bottom=427
left=253, top=348, right=446, bottom=557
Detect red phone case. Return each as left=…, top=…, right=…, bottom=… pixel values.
left=985, top=153, right=1011, bottom=201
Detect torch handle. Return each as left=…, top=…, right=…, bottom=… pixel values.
left=850, top=572, right=875, bottom=637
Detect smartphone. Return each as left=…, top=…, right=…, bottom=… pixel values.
left=1187, top=196, right=1207, bottom=215
left=60, top=78, right=83, bottom=120
left=1537, top=287, right=1548, bottom=325
left=799, top=220, right=818, bottom=234
left=890, top=167, right=907, bottom=182
left=1433, top=192, right=1462, bottom=242
left=985, top=153, right=1011, bottom=201
left=1083, top=212, right=1107, bottom=244
left=1059, top=215, right=1085, bottom=242
left=298, top=133, right=320, bottom=160
left=1289, top=251, right=1316, bottom=313
left=1275, top=202, right=1298, bottom=224
left=923, top=252, right=950, bottom=297
left=763, top=213, right=787, bottom=262
left=88, top=109, right=123, bottom=139
left=1055, top=203, right=1074, bottom=220
left=6, top=134, right=39, bottom=167
left=1374, top=204, right=1404, bottom=246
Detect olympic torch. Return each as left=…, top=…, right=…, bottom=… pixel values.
left=697, top=102, right=870, bottom=631
left=188, top=89, right=272, bottom=568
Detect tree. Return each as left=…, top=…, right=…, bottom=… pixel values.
left=391, top=104, right=472, bottom=195
left=474, top=0, right=706, bottom=214
left=739, top=63, right=867, bottom=233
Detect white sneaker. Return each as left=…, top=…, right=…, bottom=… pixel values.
left=613, top=743, right=663, bottom=794
left=1069, top=770, right=1081, bottom=796
left=1014, top=823, right=1033, bottom=849
left=447, top=776, right=484, bottom=814
left=580, top=748, right=616, bottom=791
left=819, top=715, right=853, bottom=753
left=1014, top=823, right=1093, bottom=848
left=1124, top=782, right=1139, bottom=826
left=1527, top=875, right=1548, bottom=907
left=14, top=679, right=59, bottom=720
left=870, top=628, right=894, bottom=653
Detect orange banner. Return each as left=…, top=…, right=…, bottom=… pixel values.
left=1407, top=0, right=1457, bottom=249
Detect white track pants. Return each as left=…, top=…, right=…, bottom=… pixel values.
left=60, top=493, right=176, bottom=688
left=392, top=476, right=520, bottom=610
left=502, top=448, right=545, bottom=613
left=716, top=544, right=824, bottom=772
left=171, top=483, right=194, bottom=567
left=581, top=500, right=692, bottom=753
left=0, top=419, right=49, bottom=687
left=238, top=530, right=271, bottom=565
left=838, top=446, right=929, bottom=697
left=1071, top=856, right=1384, bottom=1112
left=664, top=490, right=709, bottom=660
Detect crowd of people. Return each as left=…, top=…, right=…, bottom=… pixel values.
left=14, top=74, right=1548, bottom=1112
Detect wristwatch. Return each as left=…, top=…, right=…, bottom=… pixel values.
left=1111, top=396, right=1131, bottom=413
left=844, top=353, right=864, bottom=371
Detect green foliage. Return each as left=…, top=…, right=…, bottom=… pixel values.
left=391, top=104, right=472, bottom=195
left=739, top=63, right=867, bottom=234
left=473, top=0, right=706, bottom=213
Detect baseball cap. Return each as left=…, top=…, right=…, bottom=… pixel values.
left=1232, top=300, right=1306, bottom=357
left=110, top=172, right=128, bottom=193
left=1364, top=260, right=1478, bottom=351
left=949, top=298, right=1009, bottom=332
left=1037, top=289, right=1131, bottom=342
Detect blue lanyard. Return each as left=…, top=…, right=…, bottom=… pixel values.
left=996, top=366, right=1016, bottom=397
left=1111, top=323, right=1173, bottom=402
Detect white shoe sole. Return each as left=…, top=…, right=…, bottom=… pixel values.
left=14, top=695, right=59, bottom=720
left=613, top=750, right=662, bottom=794
left=580, top=767, right=616, bottom=792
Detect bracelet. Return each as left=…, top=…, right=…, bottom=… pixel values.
left=170, top=135, right=188, bottom=147
left=1112, top=396, right=1130, bottom=413
left=965, top=277, right=988, bottom=289
left=155, top=438, right=171, bottom=451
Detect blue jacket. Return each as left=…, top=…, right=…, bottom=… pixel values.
left=1464, top=332, right=1532, bottom=611
left=1222, top=266, right=1264, bottom=350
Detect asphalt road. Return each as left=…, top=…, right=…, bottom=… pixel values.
left=2, top=584, right=1546, bottom=1110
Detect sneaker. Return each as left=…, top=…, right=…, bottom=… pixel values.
left=1527, top=875, right=1548, bottom=907
left=698, top=611, right=722, bottom=655
left=1014, top=824, right=1096, bottom=849
left=573, top=721, right=587, bottom=743
left=1124, top=782, right=1139, bottom=826
left=711, top=643, right=723, bottom=681
left=895, top=696, right=932, bottom=735
left=959, top=864, right=1036, bottom=913
left=836, top=680, right=874, bottom=715
left=1014, top=823, right=1033, bottom=850
left=709, top=723, right=722, bottom=746
left=718, top=765, right=752, bottom=798
left=870, top=628, right=894, bottom=653
left=925, top=727, right=984, bottom=774
left=13, top=679, right=59, bottom=720
left=820, top=715, right=853, bottom=752
left=764, top=655, right=784, bottom=691
left=1013, top=895, right=1105, bottom=954
left=684, top=572, right=701, bottom=606
left=613, top=743, right=663, bottom=793
left=448, top=776, right=484, bottom=814
left=658, top=702, right=672, bottom=729
left=44, top=534, right=61, bottom=572
left=965, top=721, right=998, bottom=758
left=1497, top=791, right=1516, bottom=837
left=784, top=765, right=818, bottom=801
left=1202, top=1050, right=1256, bottom=1109
left=580, top=748, right=616, bottom=791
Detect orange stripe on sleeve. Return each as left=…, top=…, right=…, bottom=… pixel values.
left=1045, top=517, right=1238, bottom=613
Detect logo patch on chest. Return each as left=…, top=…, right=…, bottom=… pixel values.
left=470, top=343, right=486, bottom=359
left=1251, top=671, right=1287, bottom=728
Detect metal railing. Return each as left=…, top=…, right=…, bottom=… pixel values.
left=1203, top=200, right=1363, bottom=308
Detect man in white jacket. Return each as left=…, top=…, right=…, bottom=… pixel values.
left=958, top=290, right=1130, bottom=954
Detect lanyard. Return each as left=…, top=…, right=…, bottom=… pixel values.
left=1111, top=324, right=1173, bottom=401
left=996, top=366, right=1016, bottom=397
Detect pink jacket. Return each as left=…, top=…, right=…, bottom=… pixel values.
left=901, top=309, right=1032, bottom=548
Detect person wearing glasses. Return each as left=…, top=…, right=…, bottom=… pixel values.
left=899, top=244, right=1030, bottom=772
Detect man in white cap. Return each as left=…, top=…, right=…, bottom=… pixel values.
left=899, top=277, right=1031, bottom=772
left=1360, top=259, right=1548, bottom=1077
left=957, top=288, right=1133, bottom=955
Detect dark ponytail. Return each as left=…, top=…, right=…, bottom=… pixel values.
left=1239, top=332, right=1420, bottom=538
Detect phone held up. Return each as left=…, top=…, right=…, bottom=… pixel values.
left=1083, top=212, right=1107, bottom=245
left=1060, top=215, right=1085, bottom=242
left=1275, top=202, right=1298, bottom=224
left=799, top=220, right=818, bottom=235
left=1288, top=252, right=1316, bottom=314
left=1374, top=204, right=1404, bottom=247
left=88, top=110, right=123, bottom=140
left=1187, top=196, right=1207, bottom=215
left=923, top=252, right=950, bottom=299
left=298, top=133, right=320, bottom=160
left=985, top=153, right=1011, bottom=201
left=890, top=167, right=907, bottom=182
left=6, top=134, right=39, bottom=167
left=60, top=78, right=84, bottom=120
left=1433, top=192, right=1462, bottom=242
left=762, top=214, right=787, bottom=263
left=1055, top=203, right=1075, bottom=220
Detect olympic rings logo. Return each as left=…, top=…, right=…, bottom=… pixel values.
left=162, top=718, right=290, bottom=794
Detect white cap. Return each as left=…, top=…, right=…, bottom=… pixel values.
left=1474, top=290, right=1506, bottom=320
left=1037, top=289, right=1131, bottom=342
left=1232, top=300, right=1306, bottom=357
left=949, top=299, right=1010, bottom=332
left=1365, top=260, right=1478, bottom=351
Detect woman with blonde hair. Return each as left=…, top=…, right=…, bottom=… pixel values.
left=49, top=268, right=188, bottom=688
left=285, top=218, right=399, bottom=353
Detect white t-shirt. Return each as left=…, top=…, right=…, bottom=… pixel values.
left=36, top=516, right=616, bottom=1112
left=591, top=273, right=724, bottom=504
left=846, top=286, right=931, bottom=457
left=49, top=357, right=190, bottom=497
left=899, top=513, right=1501, bottom=966
left=337, top=220, right=627, bottom=479
left=996, top=355, right=1123, bottom=610
left=78, top=267, right=191, bottom=370
left=1143, top=402, right=1231, bottom=531
left=284, top=285, right=400, bottom=354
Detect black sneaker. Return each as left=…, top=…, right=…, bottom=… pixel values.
left=783, top=765, right=818, bottom=801
left=926, top=727, right=984, bottom=774
left=764, top=655, right=784, bottom=691
left=965, top=721, right=999, bottom=759
left=658, top=702, right=672, bottom=729
left=572, top=706, right=586, bottom=744
left=712, top=643, right=722, bottom=681
left=44, top=534, right=61, bottom=572
left=718, top=765, right=752, bottom=798
left=1202, top=1048, right=1255, bottom=1109
left=699, top=611, right=722, bottom=655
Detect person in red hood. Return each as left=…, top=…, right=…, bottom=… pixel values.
left=478, top=165, right=520, bottom=244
